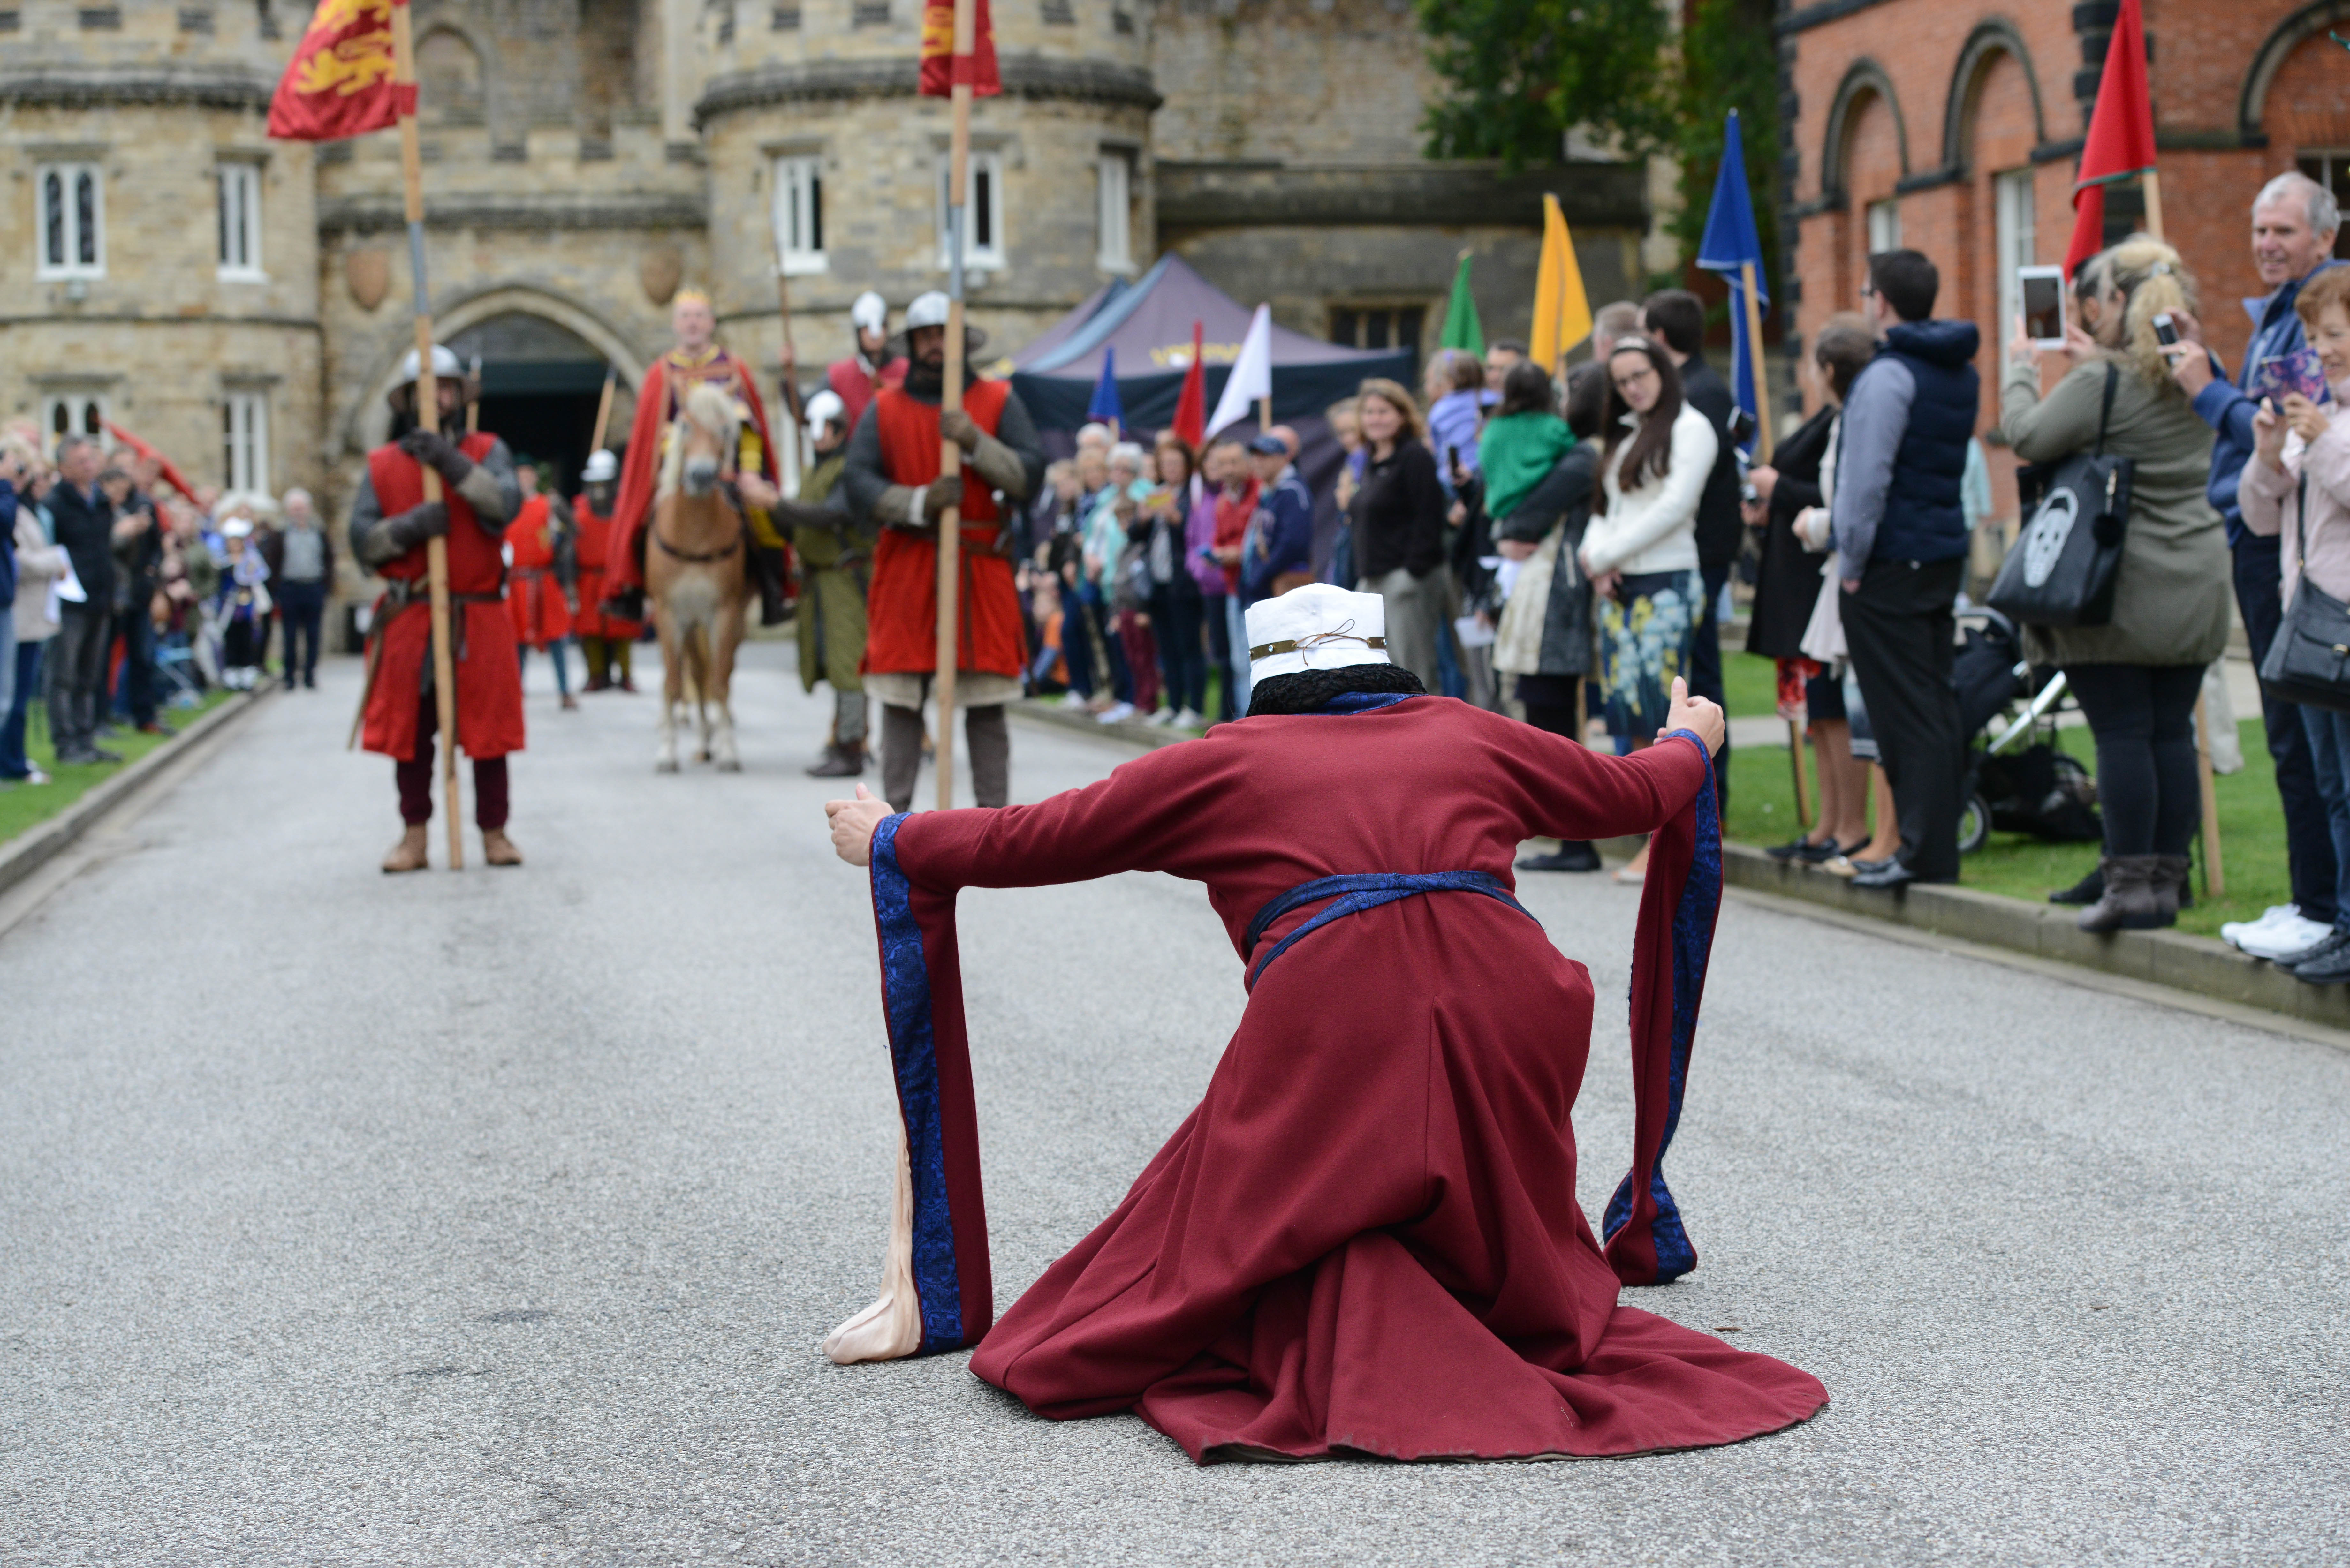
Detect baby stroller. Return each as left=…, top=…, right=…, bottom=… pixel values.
left=1952, top=608, right=2103, bottom=855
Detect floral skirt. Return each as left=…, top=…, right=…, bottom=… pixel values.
left=1597, top=569, right=1702, bottom=737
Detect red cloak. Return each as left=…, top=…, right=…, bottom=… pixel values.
left=567, top=493, right=642, bottom=640
left=863, top=697, right=1826, bottom=1463
left=359, top=434, right=526, bottom=762
left=601, top=349, right=777, bottom=603
left=503, top=495, right=572, bottom=649
left=861, top=379, right=1023, bottom=680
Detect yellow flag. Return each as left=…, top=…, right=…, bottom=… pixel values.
left=1530, top=194, right=1594, bottom=370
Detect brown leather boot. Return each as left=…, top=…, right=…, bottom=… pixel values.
left=2077, top=855, right=2167, bottom=932
left=805, top=741, right=866, bottom=778
left=2151, top=854, right=2192, bottom=920
left=381, top=825, right=429, bottom=874
left=481, top=828, right=524, bottom=867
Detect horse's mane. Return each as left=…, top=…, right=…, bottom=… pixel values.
left=656, top=382, right=741, bottom=501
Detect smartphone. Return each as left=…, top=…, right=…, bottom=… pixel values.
left=1726, top=406, right=1756, bottom=444
left=2152, top=312, right=2180, bottom=348
left=2019, top=265, right=2066, bottom=347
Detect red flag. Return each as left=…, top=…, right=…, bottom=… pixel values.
left=267, top=0, right=413, bottom=142
left=919, top=0, right=1000, bottom=98
left=2064, top=0, right=2155, bottom=278
left=1171, top=323, right=1207, bottom=450
left=102, top=423, right=201, bottom=504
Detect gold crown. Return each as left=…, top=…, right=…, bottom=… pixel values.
left=673, top=287, right=712, bottom=307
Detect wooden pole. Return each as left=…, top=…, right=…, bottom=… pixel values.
left=465, top=355, right=481, bottom=436
left=391, top=1, right=462, bottom=871
left=1789, top=720, right=1810, bottom=828
left=1739, top=260, right=1774, bottom=462
left=588, top=366, right=617, bottom=454
left=2135, top=170, right=2221, bottom=893
left=933, top=0, right=976, bottom=812
left=1257, top=395, right=1272, bottom=434
left=770, top=217, right=807, bottom=498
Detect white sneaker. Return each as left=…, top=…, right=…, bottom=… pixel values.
left=1095, top=701, right=1135, bottom=724
left=1175, top=708, right=1205, bottom=728
left=2220, top=904, right=2297, bottom=949
left=2239, top=912, right=2337, bottom=961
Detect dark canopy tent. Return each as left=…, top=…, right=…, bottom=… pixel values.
left=1007, top=254, right=1412, bottom=436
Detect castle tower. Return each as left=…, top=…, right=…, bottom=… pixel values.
left=694, top=0, right=1160, bottom=374
left=0, top=0, right=322, bottom=500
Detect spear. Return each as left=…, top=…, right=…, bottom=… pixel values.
left=390, top=0, right=463, bottom=870
left=932, top=0, right=977, bottom=812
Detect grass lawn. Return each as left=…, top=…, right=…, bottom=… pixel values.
left=0, top=690, right=236, bottom=849
left=1717, top=647, right=2285, bottom=938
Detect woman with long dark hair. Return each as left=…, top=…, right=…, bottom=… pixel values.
left=1577, top=337, right=1719, bottom=882
left=1346, top=378, right=1450, bottom=690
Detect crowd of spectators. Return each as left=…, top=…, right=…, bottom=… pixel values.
left=0, top=420, right=321, bottom=789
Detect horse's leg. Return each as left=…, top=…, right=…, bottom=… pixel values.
left=709, top=582, right=745, bottom=772
left=654, top=599, right=682, bottom=772
left=688, top=618, right=713, bottom=762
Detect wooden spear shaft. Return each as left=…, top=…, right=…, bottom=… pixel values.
left=771, top=220, right=806, bottom=497
left=391, top=1, right=462, bottom=870
left=588, top=366, right=617, bottom=454
left=933, top=0, right=976, bottom=813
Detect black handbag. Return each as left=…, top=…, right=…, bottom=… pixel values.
left=2259, top=475, right=2350, bottom=712
left=1988, top=364, right=2134, bottom=629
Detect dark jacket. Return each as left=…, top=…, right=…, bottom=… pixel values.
left=48, top=479, right=114, bottom=613
left=1349, top=438, right=1447, bottom=581
left=1679, top=354, right=1746, bottom=573
left=1495, top=441, right=1601, bottom=677
left=1244, top=469, right=1315, bottom=600
left=2194, top=260, right=2342, bottom=546
left=1745, top=404, right=1834, bottom=658
left=1832, top=319, right=1980, bottom=570
left=0, top=479, right=17, bottom=604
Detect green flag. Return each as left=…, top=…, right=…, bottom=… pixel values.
left=1439, top=252, right=1484, bottom=357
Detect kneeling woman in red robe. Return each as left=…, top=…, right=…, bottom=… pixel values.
left=351, top=346, right=527, bottom=873
left=821, top=584, right=1826, bottom=1463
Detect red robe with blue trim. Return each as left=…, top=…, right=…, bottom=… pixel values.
left=861, top=695, right=1827, bottom=1463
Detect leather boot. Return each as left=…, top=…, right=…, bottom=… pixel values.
left=2151, top=855, right=2193, bottom=922
left=2076, top=855, right=2167, bottom=932
left=481, top=828, right=524, bottom=867
left=806, top=741, right=866, bottom=778
left=381, top=825, right=429, bottom=874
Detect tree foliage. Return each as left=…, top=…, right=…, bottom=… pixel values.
left=1418, top=0, right=1782, bottom=301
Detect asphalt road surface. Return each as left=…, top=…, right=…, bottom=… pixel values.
left=4, top=644, right=2344, bottom=1566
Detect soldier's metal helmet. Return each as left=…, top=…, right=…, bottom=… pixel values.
left=804, top=389, right=846, bottom=439
left=581, top=449, right=619, bottom=484
left=393, top=344, right=464, bottom=388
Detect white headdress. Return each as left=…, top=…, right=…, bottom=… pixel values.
left=1243, top=583, right=1390, bottom=683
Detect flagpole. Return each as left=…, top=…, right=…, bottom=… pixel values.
left=2131, top=169, right=2219, bottom=893
left=770, top=220, right=807, bottom=497
left=934, top=0, right=975, bottom=813
left=1739, top=262, right=1773, bottom=462
left=391, top=0, right=463, bottom=871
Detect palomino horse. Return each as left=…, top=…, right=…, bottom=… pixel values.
left=647, top=382, right=753, bottom=772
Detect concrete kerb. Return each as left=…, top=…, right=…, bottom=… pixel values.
left=1010, top=697, right=2350, bottom=1033
left=0, top=690, right=264, bottom=903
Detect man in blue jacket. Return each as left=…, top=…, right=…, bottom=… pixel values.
left=2171, top=171, right=2342, bottom=955
left=1241, top=433, right=1314, bottom=604
left=1831, top=249, right=1981, bottom=889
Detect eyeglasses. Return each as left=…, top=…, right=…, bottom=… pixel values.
left=1611, top=366, right=1658, bottom=392
left=1859, top=285, right=1878, bottom=300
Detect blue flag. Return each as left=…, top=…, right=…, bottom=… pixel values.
left=1695, top=110, right=1768, bottom=456
left=1086, top=346, right=1123, bottom=428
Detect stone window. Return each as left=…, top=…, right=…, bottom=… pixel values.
left=217, top=162, right=264, bottom=281
left=415, top=27, right=485, bottom=125
left=852, top=1, right=889, bottom=24
left=2296, top=154, right=2350, bottom=260
left=36, top=163, right=104, bottom=280
left=773, top=154, right=826, bottom=275
left=1095, top=151, right=1133, bottom=274
left=1329, top=305, right=1425, bottom=357
left=771, top=6, right=799, bottom=26
left=1866, top=199, right=1901, bottom=255
left=223, top=391, right=270, bottom=494
left=1994, top=169, right=2036, bottom=346
left=44, top=395, right=107, bottom=443
left=1041, top=0, right=1072, bottom=21
left=938, top=149, right=1005, bottom=271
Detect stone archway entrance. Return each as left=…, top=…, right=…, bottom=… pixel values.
left=444, top=312, right=624, bottom=496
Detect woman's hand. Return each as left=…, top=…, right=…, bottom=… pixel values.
left=1587, top=568, right=1621, bottom=601
left=826, top=783, right=890, bottom=867
left=1660, top=675, right=1725, bottom=755
left=1748, top=464, right=1779, bottom=502
left=2283, top=392, right=2330, bottom=445
left=2253, top=398, right=2290, bottom=468
left=1495, top=538, right=1538, bottom=561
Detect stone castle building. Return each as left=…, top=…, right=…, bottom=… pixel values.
left=1, top=0, right=1648, bottom=521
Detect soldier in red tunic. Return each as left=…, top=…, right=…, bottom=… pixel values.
left=839, top=291, right=1046, bottom=811
left=568, top=449, right=640, bottom=692
left=504, top=461, right=577, bottom=711
left=349, top=345, right=526, bottom=872
left=820, top=290, right=906, bottom=434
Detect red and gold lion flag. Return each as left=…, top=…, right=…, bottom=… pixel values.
left=919, top=0, right=1000, bottom=98
left=267, top=0, right=414, bottom=141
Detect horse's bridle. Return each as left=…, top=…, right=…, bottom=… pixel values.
left=652, top=475, right=746, bottom=563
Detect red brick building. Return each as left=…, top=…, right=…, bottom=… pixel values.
left=1778, top=0, right=2350, bottom=517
